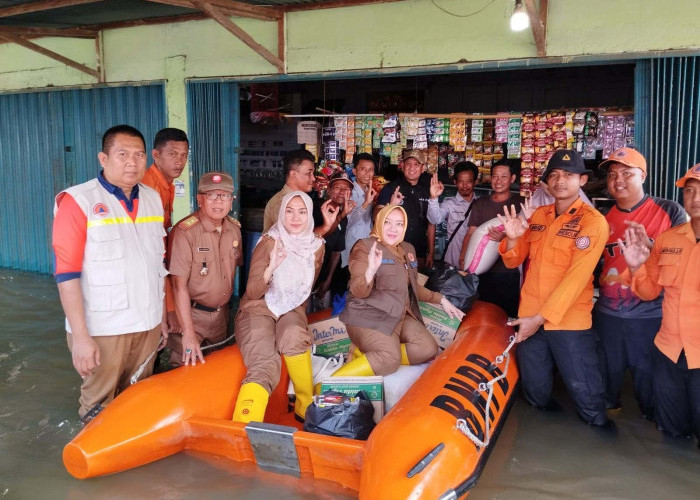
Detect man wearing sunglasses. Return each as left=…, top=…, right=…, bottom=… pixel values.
left=167, top=172, right=243, bottom=367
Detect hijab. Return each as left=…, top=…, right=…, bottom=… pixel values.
left=264, top=191, right=322, bottom=316
left=369, top=205, right=408, bottom=257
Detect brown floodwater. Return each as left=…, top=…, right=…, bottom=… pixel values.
left=1, top=270, right=698, bottom=499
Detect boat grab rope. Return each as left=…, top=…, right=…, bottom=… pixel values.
left=456, top=334, right=517, bottom=449
left=129, top=332, right=236, bottom=385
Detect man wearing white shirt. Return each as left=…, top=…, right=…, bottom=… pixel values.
left=341, top=153, right=377, bottom=270
left=426, top=161, right=479, bottom=267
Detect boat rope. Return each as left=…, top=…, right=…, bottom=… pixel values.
left=456, top=334, right=517, bottom=449
left=129, top=332, right=236, bottom=385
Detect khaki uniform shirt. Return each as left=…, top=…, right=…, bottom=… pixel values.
left=169, top=211, right=243, bottom=308
left=263, top=184, right=293, bottom=232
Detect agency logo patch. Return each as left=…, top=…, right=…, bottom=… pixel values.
left=575, top=236, right=590, bottom=250
left=92, top=203, right=109, bottom=218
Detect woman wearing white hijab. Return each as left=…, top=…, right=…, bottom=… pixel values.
left=233, top=191, right=324, bottom=423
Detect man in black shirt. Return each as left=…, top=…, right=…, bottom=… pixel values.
left=313, top=172, right=356, bottom=306
left=376, top=150, right=441, bottom=268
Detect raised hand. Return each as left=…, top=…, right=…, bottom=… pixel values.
left=365, top=241, right=383, bottom=285
left=618, top=226, right=651, bottom=273
left=268, top=238, right=287, bottom=272
left=363, top=185, right=377, bottom=209
left=624, top=220, right=653, bottom=249
left=389, top=186, right=404, bottom=206
left=341, top=190, right=357, bottom=218
left=440, top=296, right=465, bottom=321
left=519, top=196, right=535, bottom=221
left=497, top=204, right=529, bottom=240
left=429, top=172, right=445, bottom=199
left=320, top=199, right=338, bottom=225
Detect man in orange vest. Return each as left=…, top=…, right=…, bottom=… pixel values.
left=621, top=163, right=700, bottom=443
left=141, top=128, right=189, bottom=335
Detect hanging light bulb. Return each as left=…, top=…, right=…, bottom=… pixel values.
left=510, top=0, right=530, bottom=31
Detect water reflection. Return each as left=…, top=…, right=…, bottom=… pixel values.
left=1, top=270, right=698, bottom=499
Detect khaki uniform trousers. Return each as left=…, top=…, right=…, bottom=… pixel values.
left=235, top=302, right=311, bottom=394
left=168, top=307, right=229, bottom=367
left=347, top=313, right=438, bottom=376
left=67, top=324, right=161, bottom=417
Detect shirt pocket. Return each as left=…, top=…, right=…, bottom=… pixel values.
left=85, top=260, right=128, bottom=311
left=551, top=237, right=573, bottom=267
left=526, top=230, right=545, bottom=256
left=657, top=253, right=681, bottom=287
left=375, top=263, right=399, bottom=291
left=86, top=225, right=124, bottom=262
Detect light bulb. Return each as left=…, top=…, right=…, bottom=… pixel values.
left=510, top=1, right=530, bottom=32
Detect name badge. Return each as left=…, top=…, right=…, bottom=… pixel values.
left=381, top=258, right=395, bottom=264
left=197, top=247, right=210, bottom=252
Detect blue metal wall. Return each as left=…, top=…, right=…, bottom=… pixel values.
left=635, top=56, right=700, bottom=202
left=0, top=84, right=166, bottom=274
left=186, top=81, right=240, bottom=217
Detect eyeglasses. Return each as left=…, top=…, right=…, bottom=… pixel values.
left=202, top=192, right=234, bottom=201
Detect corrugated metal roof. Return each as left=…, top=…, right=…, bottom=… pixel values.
left=0, top=0, right=344, bottom=29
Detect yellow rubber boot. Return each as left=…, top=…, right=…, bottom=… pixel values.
left=400, top=344, right=411, bottom=365
left=330, top=353, right=375, bottom=378
left=284, top=350, right=314, bottom=420
left=232, top=382, right=269, bottom=423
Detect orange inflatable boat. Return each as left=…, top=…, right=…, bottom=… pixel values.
left=64, top=301, right=518, bottom=499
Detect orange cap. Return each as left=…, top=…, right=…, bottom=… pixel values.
left=676, top=162, right=700, bottom=187
left=598, top=147, right=647, bottom=174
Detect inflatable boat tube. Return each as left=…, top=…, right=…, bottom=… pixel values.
left=64, top=301, right=518, bottom=499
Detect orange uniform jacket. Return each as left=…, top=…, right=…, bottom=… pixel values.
left=628, top=222, right=700, bottom=369
left=499, top=198, right=608, bottom=330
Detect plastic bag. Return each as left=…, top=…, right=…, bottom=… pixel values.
left=304, top=391, right=376, bottom=440
left=426, top=263, right=479, bottom=312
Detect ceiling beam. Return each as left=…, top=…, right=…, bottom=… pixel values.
left=144, top=0, right=280, bottom=21
left=0, top=0, right=103, bottom=19
left=0, top=32, right=98, bottom=78
left=0, top=26, right=98, bottom=38
left=523, top=0, right=547, bottom=57
left=193, top=0, right=284, bottom=72
left=283, top=0, right=404, bottom=13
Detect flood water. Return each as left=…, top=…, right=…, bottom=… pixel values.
left=1, top=269, right=698, bottom=499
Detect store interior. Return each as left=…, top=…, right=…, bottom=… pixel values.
left=238, top=64, right=635, bottom=233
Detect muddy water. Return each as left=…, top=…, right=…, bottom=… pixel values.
left=1, top=270, right=698, bottom=499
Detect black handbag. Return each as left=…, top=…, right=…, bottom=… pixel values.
left=427, top=204, right=479, bottom=312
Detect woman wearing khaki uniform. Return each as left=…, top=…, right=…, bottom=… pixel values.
left=233, top=192, right=324, bottom=423
left=336, top=205, right=464, bottom=376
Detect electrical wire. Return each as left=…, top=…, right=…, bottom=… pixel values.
left=430, top=0, right=497, bottom=18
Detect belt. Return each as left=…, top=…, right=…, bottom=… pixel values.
left=191, top=301, right=222, bottom=313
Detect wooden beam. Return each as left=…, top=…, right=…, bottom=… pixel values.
left=83, top=12, right=208, bottom=31
left=523, top=0, right=547, bottom=57
left=193, top=0, right=284, bottom=72
left=144, top=0, right=280, bottom=21
left=0, top=0, right=103, bottom=19
left=277, top=12, right=285, bottom=73
left=283, top=0, right=404, bottom=13
left=0, top=26, right=98, bottom=39
left=0, top=32, right=98, bottom=78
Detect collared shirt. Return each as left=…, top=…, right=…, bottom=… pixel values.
left=141, top=164, right=175, bottom=232
left=53, top=173, right=141, bottom=282
left=263, top=184, right=294, bottom=232
left=499, top=197, right=609, bottom=330
left=628, top=222, right=700, bottom=368
left=341, top=181, right=373, bottom=267
left=168, top=210, right=243, bottom=308
left=427, top=192, right=478, bottom=267
left=596, top=195, right=687, bottom=318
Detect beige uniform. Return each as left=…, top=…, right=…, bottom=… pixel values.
left=263, top=185, right=293, bottom=232
left=168, top=211, right=243, bottom=366
left=339, top=237, right=443, bottom=375
left=235, top=235, right=324, bottom=393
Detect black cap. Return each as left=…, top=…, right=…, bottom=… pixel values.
left=541, top=149, right=587, bottom=181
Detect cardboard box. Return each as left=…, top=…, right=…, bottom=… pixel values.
left=417, top=272, right=429, bottom=287
left=309, top=315, right=351, bottom=358
left=319, top=376, right=384, bottom=423
left=419, top=301, right=461, bottom=350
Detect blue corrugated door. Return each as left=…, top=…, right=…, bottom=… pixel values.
left=0, top=83, right=166, bottom=274
left=635, top=56, right=700, bottom=202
